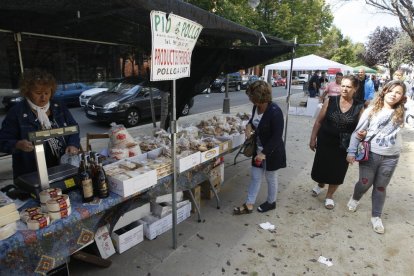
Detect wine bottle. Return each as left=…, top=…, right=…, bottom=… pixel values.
left=97, top=162, right=109, bottom=198
left=80, top=155, right=94, bottom=202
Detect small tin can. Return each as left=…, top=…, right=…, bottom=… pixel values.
left=20, top=207, right=41, bottom=222
left=46, top=194, right=70, bottom=212
left=49, top=205, right=72, bottom=221
left=26, top=213, right=51, bottom=230
left=39, top=188, right=62, bottom=204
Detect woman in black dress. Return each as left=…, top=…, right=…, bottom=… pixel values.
left=309, top=75, right=364, bottom=209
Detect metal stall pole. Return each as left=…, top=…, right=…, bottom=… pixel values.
left=14, top=33, right=24, bottom=74
left=170, top=79, right=178, bottom=249
left=223, top=74, right=230, bottom=113
left=284, top=37, right=297, bottom=146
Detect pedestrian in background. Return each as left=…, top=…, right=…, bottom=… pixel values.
left=392, top=69, right=412, bottom=99
left=371, top=75, right=379, bottom=92
left=309, top=75, right=364, bottom=209
left=308, top=70, right=321, bottom=98
left=320, top=72, right=343, bottom=102
left=346, top=80, right=414, bottom=234
left=355, top=68, right=375, bottom=107
left=319, top=71, right=329, bottom=96
left=233, top=80, right=286, bottom=215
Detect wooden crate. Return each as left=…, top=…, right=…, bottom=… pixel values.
left=200, top=177, right=221, bottom=200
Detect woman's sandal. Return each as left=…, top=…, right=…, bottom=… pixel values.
left=325, top=198, right=335, bottom=210
left=312, top=185, right=323, bottom=197
left=233, top=203, right=253, bottom=215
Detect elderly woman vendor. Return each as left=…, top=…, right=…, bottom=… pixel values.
left=0, top=68, right=80, bottom=180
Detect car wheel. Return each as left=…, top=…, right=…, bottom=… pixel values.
left=180, top=103, right=191, bottom=116
left=236, top=84, right=241, bottom=91
left=220, top=85, right=226, bottom=93
left=125, top=108, right=140, bottom=127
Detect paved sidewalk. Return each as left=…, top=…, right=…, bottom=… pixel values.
left=70, top=94, right=414, bottom=275
left=2, top=93, right=414, bottom=275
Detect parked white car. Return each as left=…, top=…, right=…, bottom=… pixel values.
left=79, top=81, right=117, bottom=107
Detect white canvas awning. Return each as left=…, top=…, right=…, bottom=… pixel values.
left=264, top=54, right=353, bottom=81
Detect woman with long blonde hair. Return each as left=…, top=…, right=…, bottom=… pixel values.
left=346, top=80, right=414, bottom=234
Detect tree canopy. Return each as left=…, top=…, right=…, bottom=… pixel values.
left=365, top=0, right=414, bottom=43
left=364, top=27, right=400, bottom=72
left=186, top=0, right=376, bottom=68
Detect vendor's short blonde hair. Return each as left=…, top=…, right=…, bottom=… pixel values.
left=246, top=80, right=272, bottom=104
left=19, top=68, right=57, bottom=97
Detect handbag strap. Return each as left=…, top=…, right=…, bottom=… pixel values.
left=366, top=114, right=392, bottom=142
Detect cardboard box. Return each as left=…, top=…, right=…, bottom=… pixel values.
left=113, top=202, right=151, bottom=231
left=146, top=148, right=174, bottom=179
left=149, top=147, right=200, bottom=174
left=139, top=201, right=191, bottom=240
left=94, top=225, right=116, bottom=259
left=177, top=151, right=201, bottom=173
left=215, top=137, right=232, bottom=154
left=107, top=169, right=157, bottom=198
left=105, top=156, right=158, bottom=198
left=231, top=133, right=245, bottom=148
left=151, top=202, right=172, bottom=218
left=155, top=192, right=184, bottom=203
left=201, top=163, right=224, bottom=199
left=151, top=200, right=190, bottom=218
left=200, top=146, right=219, bottom=163
left=111, top=221, right=143, bottom=254
left=183, top=186, right=200, bottom=213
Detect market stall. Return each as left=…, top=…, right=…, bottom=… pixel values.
left=0, top=1, right=295, bottom=275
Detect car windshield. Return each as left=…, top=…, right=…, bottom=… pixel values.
left=108, top=83, right=141, bottom=95
left=86, top=81, right=118, bottom=89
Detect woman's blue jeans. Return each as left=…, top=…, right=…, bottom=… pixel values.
left=246, top=161, right=279, bottom=205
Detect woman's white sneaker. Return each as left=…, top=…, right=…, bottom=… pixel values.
left=347, top=197, right=359, bottom=212
left=371, top=217, right=385, bottom=234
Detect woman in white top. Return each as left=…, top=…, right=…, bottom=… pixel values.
left=346, top=80, right=414, bottom=234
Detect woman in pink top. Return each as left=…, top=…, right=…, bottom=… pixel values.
left=320, top=72, right=343, bottom=101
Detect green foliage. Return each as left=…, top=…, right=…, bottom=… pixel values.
left=389, top=33, right=414, bottom=69
left=364, top=27, right=400, bottom=69
left=187, top=0, right=364, bottom=66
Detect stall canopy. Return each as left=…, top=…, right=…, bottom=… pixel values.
left=353, top=65, right=377, bottom=74
left=263, top=54, right=353, bottom=81
left=0, top=0, right=294, bottom=113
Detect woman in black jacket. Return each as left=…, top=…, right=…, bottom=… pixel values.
left=234, top=80, right=286, bottom=214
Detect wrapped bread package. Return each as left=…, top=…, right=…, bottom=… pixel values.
left=109, top=148, right=129, bottom=160
left=109, top=124, right=135, bottom=148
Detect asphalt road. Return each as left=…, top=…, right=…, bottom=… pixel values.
left=0, top=86, right=303, bottom=139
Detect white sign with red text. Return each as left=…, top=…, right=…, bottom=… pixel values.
left=150, top=11, right=203, bottom=81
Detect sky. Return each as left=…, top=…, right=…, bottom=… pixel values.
left=327, top=0, right=401, bottom=44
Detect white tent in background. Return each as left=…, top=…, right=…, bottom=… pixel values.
left=263, top=54, right=353, bottom=82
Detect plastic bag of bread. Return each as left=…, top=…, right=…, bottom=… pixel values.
left=109, top=148, right=129, bottom=160
left=108, top=123, right=135, bottom=149
left=128, top=143, right=142, bottom=157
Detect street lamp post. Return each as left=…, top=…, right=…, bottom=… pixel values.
left=222, top=74, right=230, bottom=114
